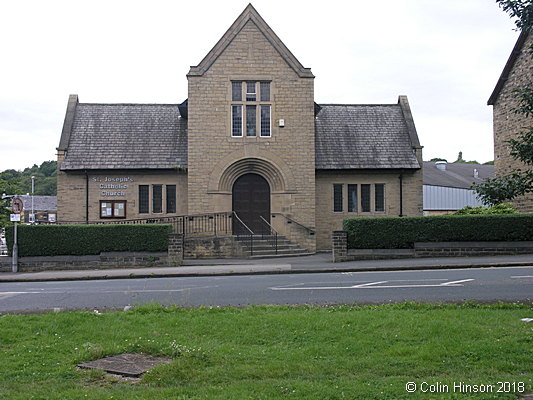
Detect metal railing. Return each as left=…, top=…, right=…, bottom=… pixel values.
left=45, top=212, right=234, bottom=237
left=272, top=213, right=315, bottom=235
left=231, top=211, right=255, bottom=256
left=259, top=215, right=278, bottom=254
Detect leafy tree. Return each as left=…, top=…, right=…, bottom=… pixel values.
left=453, top=151, right=479, bottom=164
left=453, top=203, right=517, bottom=215
left=472, top=0, right=533, bottom=205
left=0, top=160, right=57, bottom=228
left=429, top=157, right=448, bottom=162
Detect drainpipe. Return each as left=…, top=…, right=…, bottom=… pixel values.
left=85, top=171, right=89, bottom=223
left=399, top=173, right=404, bottom=217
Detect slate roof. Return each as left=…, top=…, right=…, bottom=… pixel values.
left=19, top=195, right=57, bottom=212
left=60, top=103, right=187, bottom=170
left=315, top=104, right=421, bottom=169
left=60, top=98, right=420, bottom=171
left=423, top=161, right=494, bottom=189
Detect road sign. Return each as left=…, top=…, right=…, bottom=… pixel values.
left=12, top=197, right=23, bottom=214
left=10, top=214, right=21, bottom=222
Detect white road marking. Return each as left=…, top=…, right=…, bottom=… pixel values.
left=441, top=279, right=475, bottom=286
left=0, top=291, right=41, bottom=295
left=0, top=285, right=217, bottom=297
left=341, top=265, right=533, bottom=275
left=511, top=276, right=533, bottom=279
left=351, top=281, right=388, bottom=288
left=270, top=279, right=475, bottom=291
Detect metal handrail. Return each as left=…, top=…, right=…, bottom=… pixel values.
left=231, top=212, right=254, bottom=235
left=272, top=213, right=315, bottom=235
left=259, top=215, right=278, bottom=254
left=232, top=211, right=254, bottom=256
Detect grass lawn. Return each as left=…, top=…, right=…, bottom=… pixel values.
left=0, top=302, right=532, bottom=399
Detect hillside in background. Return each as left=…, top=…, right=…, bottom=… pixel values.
left=0, top=161, right=57, bottom=197
left=0, top=161, right=57, bottom=228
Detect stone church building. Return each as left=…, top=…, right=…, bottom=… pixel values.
left=57, top=4, right=423, bottom=253
left=488, top=30, right=533, bottom=213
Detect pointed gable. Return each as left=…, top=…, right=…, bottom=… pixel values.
left=188, top=4, right=313, bottom=78
left=488, top=30, right=531, bottom=105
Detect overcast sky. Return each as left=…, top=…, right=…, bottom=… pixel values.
left=0, top=0, right=520, bottom=171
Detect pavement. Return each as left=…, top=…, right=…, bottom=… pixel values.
left=0, top=252, right=532, bottom=282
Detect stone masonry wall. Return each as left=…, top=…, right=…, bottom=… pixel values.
left=184, top=236, right=245, bottom=259
left=493, top=32, right=533, bottom=212
left=187, top=20, right=316, bottom=251
left=331, top=233, right=533, bottom=262
left=316, top=169, right=423, bottom=251
left=0, top=252, right=169, bottom=272
left=57, top=168, right=188, bottom=222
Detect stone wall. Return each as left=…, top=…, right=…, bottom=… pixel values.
left=332, top=231, right=533, bottom=262
left=414, top=241, right=533, bottom=257
left=492, top=32, right=533, bottom=213
left=0, top=233, right=185, bottom=272
left=57, top=168, right=188, bottom=222
left=316, top=169, right=423, bottom=251
left=187, top=18, right=316, bottom=252
left=168, top=233, right=184, bottom=266
left=184, top=236, right=245, bottom=259
left=0, top=252, right=170, bottom=272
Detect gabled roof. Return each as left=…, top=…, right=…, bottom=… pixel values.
left=488, top=30, right=530, bottom=105
left=59, top=101, right=187, bottom=171
left=187, top=4, right=313, bottom=78
left=315, top=97, right=421, bottom=170
left=19, top=195, right=57, bottom=212
left=423, top=161, right=493, bottom=189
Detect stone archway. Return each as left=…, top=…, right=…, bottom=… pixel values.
left=217, top=157, right=287, bottom=194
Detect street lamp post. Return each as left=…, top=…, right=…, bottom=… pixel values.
left=31, top=176, right=35, bottom=224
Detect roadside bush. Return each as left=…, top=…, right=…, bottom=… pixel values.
left=343, top=214, right=533, bottom=249
left=453, top=202, right=517, bottom=215
left=5, top=224, right=171, bottom=257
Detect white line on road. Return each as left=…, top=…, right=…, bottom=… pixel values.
left=511, top=276, right=533, bottom=279
left=270, top=279, right=475, bottom=291
left=351, top=281, right=388, bottom=288
left=441, top=279, right=475, bottom=286
left=0, top=286, right=217, bottom=296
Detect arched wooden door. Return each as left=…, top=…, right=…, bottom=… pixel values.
left=232, top=173, right=270, bottom=234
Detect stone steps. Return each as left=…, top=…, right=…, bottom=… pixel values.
left=234, top=235, right=309, bottom=258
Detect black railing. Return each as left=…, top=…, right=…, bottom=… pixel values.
left=271, top=213, right=315, bottom=235
left=259, top=215, right=278, bottom=255
left=46, top=212, right=234, bottom=237
left=232, top=212, right=255, bottom=256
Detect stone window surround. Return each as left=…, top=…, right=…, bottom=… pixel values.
left=138, top=184, right=178, bottom=215
left=332, top=183, right=386, bottom=214
left=229, top=78, right=273, bottom=138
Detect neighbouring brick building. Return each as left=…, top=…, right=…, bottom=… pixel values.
left=488, top=30, right=533, bottom=213
left=57, top=4, right=423, bottom=252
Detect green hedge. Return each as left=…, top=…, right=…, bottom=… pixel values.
left=5, top=224, right=172, bottom=257
left=343, top=214, right=533, bottom=249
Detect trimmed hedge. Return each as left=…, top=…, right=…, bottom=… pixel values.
left=343, top=214, right=533, bottom=249
left=5, top=224, right=172, bottom=257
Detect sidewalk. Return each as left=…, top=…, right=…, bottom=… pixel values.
left=0, top=253, right=531, bottom=282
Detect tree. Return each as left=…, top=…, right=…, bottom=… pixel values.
left=0, top=160, right=57, bottom=228
left=472, top=0, right=533, bottom=205
left=453, top=151, right=479, bottom=164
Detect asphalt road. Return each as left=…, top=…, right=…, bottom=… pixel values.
left=0, top=266, right=532, bottom=312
